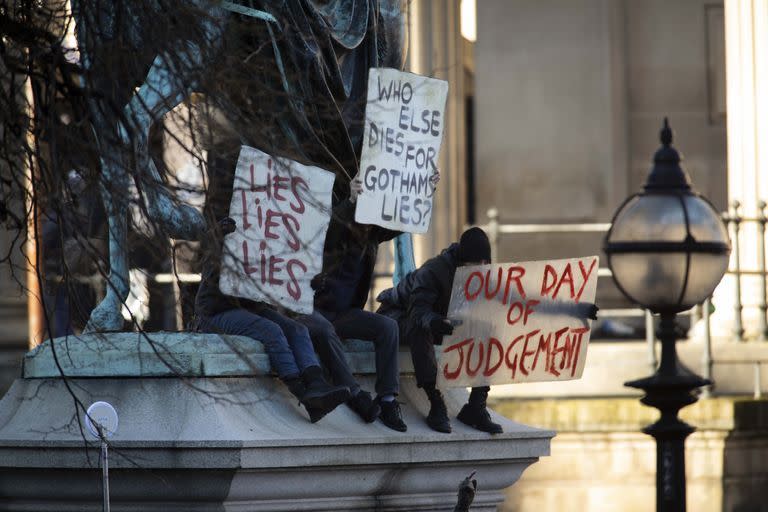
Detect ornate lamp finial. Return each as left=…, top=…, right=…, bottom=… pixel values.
left=660, top=117, right=672, bottom=147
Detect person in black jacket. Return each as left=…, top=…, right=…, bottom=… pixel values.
left=376, top=227, right=497, bottom=434
left=194, top=148, right=351, bottom=424
left=377, top=228, right=599, bottom=434
left=307, top=177, right=407, bottom=432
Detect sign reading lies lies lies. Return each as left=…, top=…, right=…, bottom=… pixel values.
left=219, top=146, right=335, bottom=314
left=437, top=256, right=600, bottom=388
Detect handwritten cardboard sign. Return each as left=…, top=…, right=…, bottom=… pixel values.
left=355, top=68, right=449, bottom=234
left=437, top=256, right=600, bottom=388
left=219, top=146, right=335, bottom=314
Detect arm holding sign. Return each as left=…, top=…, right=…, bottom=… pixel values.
left=408, top=272, right=448, bottom=333
left=430, top=168, right=441, bottom=190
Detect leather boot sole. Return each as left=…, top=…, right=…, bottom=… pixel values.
left=303, top=387, right=351, bottom=423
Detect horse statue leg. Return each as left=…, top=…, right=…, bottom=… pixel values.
left=68, top=0, right=132, bottom=332
left=119, top=8, right=227, bottom=242
left=82, top=5, right=227, bottom=332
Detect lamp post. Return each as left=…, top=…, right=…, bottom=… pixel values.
left=603, top=118, right=731, bottom=512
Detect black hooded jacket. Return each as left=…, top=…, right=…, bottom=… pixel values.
left=377, top=243, right=460, bottom=330
left=314, top=199, right=399, bottom=314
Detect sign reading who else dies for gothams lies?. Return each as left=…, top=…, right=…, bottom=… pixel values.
left=355, top=68, right=449, bottom=234
left=219, top=146, right=335, bottom=315
left=437, top=256, right=600, bottom=388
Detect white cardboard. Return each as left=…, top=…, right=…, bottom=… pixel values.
left=219, top=146, right=335, bottom=314
left=437, top=256, right=600, bottom=388
left=355, top=68, right=449, bottom=233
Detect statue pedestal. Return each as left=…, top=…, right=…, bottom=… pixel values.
left=0, top=333, right=553, bottom=511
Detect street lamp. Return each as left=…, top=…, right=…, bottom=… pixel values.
left=603, top=118, right=731, bottom=512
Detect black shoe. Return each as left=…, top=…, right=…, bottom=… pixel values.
left=300, top=367, right=351, bottom=423
left=457, top=403, right=503, bottom=434
left=426, top=389, right=451, bottom=433
left=348, top=391, right=380, bottom=423
left=377, top=398, right=407, bottom=432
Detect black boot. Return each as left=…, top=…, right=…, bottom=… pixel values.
left=424, top=385, right=451, bottom=433
left=299, top=366, right=351, bottom=423
left=457, top=386, right=502, bottom=434
left=348, top=390, right=381, bottom=423
left=376, top=396, right=407, bottom=432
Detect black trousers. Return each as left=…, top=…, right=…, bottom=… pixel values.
left=305, top=308, right=400, bottom=397
left=377, top=304, right=438, bottom=388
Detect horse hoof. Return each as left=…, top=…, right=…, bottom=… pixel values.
left=84, top=300, right=125, bottom=333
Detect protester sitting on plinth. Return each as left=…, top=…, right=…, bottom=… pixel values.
left=296, top=278, right=382, bottom=425
left=377, top=227, right=599, bottom=434
left=193, top=151, right=350, bottom=423
left=305, top=176, right=407, bottom=432
left=376, top=228, right=499, bottom=434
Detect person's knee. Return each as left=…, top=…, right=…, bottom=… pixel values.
left=317, top=323, right=339, bottom=344
left=252, top=319, right=288, bottom=349
left=378, top=316, right=400, bottom=345
left=282, top=320, right=311, bottom=343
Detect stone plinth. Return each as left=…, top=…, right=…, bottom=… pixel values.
left=0, top=332, right=553, bottom=511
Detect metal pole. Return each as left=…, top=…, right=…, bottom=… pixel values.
left=701, top=297, right=712, bottom=398
left=170, top=240, right=183, bottom=331
left=690, top=305, right=701, bottom=331
left=625, top=312, right=710, bottom=512
left=729, top=201, right=745, bottom=341
left=98, top=427, right=110, bottom=512
left=646, top=310, right=657, bottom=371
left=22, top=75, right=44, bottom=348
left=757, top=200, right=768, bottom=341
left=487, top=208, right=499, bottom=260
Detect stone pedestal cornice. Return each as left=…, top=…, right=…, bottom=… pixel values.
left=0, top=333, right=553, bottom=511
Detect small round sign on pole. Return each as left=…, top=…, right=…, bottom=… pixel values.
left=85, top=401, right=118, bottom=512
left=85, top=401, right=118, bottom=439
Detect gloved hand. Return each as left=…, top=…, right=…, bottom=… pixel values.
left=430, top=317, right=454, bottom=337
left=310, top=273, right=327, bottom=291
left=349, top=176, right=364, bottom=204
left=579, top=303, right=599, bottom=320
left=218, top=217, right=236, bottom=235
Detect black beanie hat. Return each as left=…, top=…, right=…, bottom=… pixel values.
left=458, top=227, right=491, bottom=263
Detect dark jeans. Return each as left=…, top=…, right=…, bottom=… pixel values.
left=317, top=308, right=400, bottom=396
left=199, top=307, right=319, bottom=379
left=377, top=305, right=437, bottom=389
left=298, top=311, right=361, bottom=396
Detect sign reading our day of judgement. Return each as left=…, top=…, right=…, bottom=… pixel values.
left=437, top=256, right=600, bottom=388
left=219, top=146, right=335, bottom=314
left=355, top=68, right=449, bottom=233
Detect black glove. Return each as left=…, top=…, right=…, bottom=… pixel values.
left=310, top=273, right=327, bottom=291
left=430, top=317, right=454, bottom=337
left=218, top=217, right=236, bottom=235
left=578, top=303, right=599, bottom=320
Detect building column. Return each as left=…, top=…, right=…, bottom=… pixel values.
left=405, top=0, right=467, bottom=264
left=710, top=0, right=768, bottom=339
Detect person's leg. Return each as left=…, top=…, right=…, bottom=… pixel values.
left=332, top=309, right=406, bottom=432
left=298, top=311, right=360, bottom=394
left=298, top=311, right=380, bottom=423
left=200, top=308, right=300, bottom=379
left=257, top=308, right=319, bottom=372
left=399, top=316, right=451, bottom=434
left=332, top=309, right=399, bottom=397
left=199, top=309, right=349, bottom=422
left=403, top=318, right=439, bottom=389
left=457, top=385, right=503, bottom=434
